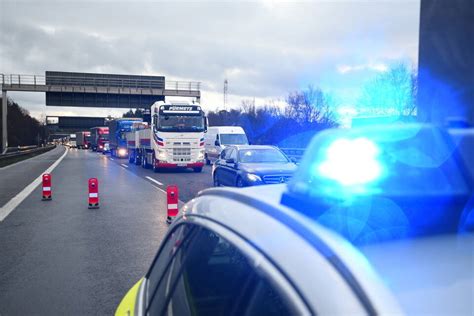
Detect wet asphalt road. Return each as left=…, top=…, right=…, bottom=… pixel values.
left=0, top=148, right=171, bottom=315
left=102, top=150, right=214, bottom=202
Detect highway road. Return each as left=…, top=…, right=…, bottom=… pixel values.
left=103, top=151, right=213, bottom=202
left=0, top=147, right=191, bottom=314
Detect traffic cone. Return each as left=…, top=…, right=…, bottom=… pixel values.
left=166, top=185, right=179, bottom=224
left=88, top=178, right=100, bottom=209
left=42, top=173, right=52, bottom=201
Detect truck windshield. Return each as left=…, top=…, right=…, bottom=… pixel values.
left=157, top=115, right=205, bottom=132
left=220, top=134, right=248, bottom=145
left=100, top=134, right=109, bottom=141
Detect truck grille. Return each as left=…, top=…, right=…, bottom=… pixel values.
left=172, top=148, right=191, bottom=162
left=262, top=175, right=292, bottom=184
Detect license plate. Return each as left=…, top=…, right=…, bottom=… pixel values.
left=177, top=163, right=187, bottom=167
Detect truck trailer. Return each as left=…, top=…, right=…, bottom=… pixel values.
left=90, top=127, right=109, bottom=152
left=128, top=101, right=207, bottom=172
left=108, top=118, right=143, bottom=158
left=76, top=131, right=91, bottom=149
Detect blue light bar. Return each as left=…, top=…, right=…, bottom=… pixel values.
left=281, top=124, right=473, bottom=244
left=316, top=137, right=383, bottom=186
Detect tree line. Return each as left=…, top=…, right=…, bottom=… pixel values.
left=0, top=98, right=46, bottom=149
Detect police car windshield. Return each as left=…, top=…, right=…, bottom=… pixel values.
left=220, top=134, right=248, bottom=145
left=239, top=149, right=289, bottom=163
left=158, top=115, right=205, bottom=132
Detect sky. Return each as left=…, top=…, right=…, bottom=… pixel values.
left=0, top=0, right=420, bottom=120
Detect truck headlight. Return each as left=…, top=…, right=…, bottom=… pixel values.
left=158, top=150, right=167, bottom=160
left=246, top=173, right=262, bottom=182
left=118, top=148, right=127, bottom=157
left=198, top=150, right=205, bottom=160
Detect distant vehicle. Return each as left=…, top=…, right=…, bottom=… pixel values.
left=102, top=142, right=110, bottom=155
left=204, top=126, right=248, bottom=165
left=108, top=118, right=143, bottom=158
left=68, top=133, right=77, bottom=148
left=212, top=145, right=297, bottom=187
left=134, top=101, right=207, bottom=173
left=116, top=124, right=473, bottom=316
left=76, top=131, right=91, bottom=149
left=90, top=127, right=109, bottom=152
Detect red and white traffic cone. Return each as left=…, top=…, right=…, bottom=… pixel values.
left=42, top=173, right=52, bottom=201
left=88, top=178, right=100, bottom=209
left=166, top=185, right=179, bottom=224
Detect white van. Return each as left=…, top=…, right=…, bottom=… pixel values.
left=204, top=126, right=248, bottom=164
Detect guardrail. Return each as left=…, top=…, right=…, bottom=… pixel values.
left=0, top=74, right=200, bottom=91
left=0, top=145, right=56, bottom=167
left=280, top=148, right=305, bottom=162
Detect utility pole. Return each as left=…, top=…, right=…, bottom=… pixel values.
left=2, top=89, right=7, bottom=153
left=223, top=79, right=228, bottom=111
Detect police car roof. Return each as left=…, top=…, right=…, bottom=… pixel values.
left=186, top=184, right=473, bottom=315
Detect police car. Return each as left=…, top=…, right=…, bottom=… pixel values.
left=116, top=124, right=473, bottom=315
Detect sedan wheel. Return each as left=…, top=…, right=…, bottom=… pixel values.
left=213, top=174, right=220, bottom=187
left=236, top=177, right=244, bottom=188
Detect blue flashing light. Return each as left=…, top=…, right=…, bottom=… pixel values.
left=281, top=124, right=474, bottom=245
left=317, top=137, right=383, bottom=186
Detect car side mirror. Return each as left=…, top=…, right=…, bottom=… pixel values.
left=290, top=157, right=297, bottom=163
left=215, top=140, right=220, bottom=146
left=226, top=158, right=235, bottom=164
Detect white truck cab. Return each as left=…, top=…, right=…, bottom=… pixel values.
left=204, top=126, right=248, bottom=165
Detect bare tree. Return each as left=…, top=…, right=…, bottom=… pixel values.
left=358, top=63, right=416, bottom=116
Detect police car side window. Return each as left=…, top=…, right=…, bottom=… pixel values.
left=163, top=227, right=292, bottom=316
left=146, top=225, right=195, bottom=312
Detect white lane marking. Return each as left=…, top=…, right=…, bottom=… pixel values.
left=145, top=176, right=166, bottom=194
left=120, top=163, right=128, bottom=168
left=145, top=176, right=163, bottom=186
left=167, top=203, right=178, bottom=209
left=110, top=158, right=114, bottom=161
left=0, top=148, right=69, bottom=222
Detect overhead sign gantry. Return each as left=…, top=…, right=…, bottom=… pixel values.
left=0, top=71, right=201, bottom=151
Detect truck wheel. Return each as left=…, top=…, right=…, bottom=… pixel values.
left=205, top=154, right=211, bottom=165
left=193, top=167, right=203, bottom=173
left=142, top=153, right=148, bottom=168
left=152, top=154, right=159, bottom=173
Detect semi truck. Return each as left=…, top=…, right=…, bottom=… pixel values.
left=68, top=134, right=77, bottom=148
left=108, top=118, right=143, bottom=158
left=90, top=127, right=109, bottom=152
left=128, top=101, right=207, bottom=172
left=76, top=131, right=91, bottom=149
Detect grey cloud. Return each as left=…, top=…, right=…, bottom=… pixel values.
left=1, top=0, right=420, bottom=113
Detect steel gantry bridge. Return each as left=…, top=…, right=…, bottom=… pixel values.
left=0, top=71, right=201, bottom=152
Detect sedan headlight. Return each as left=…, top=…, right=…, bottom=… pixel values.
left=246, top=173, right=262, bottom=182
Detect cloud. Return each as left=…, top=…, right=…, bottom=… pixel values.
left=337, top=63, right=389, bottom=74
left=0, top=0, right=420, bottom=118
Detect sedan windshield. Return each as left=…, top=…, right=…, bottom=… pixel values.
left=158, top=115, right=205, bottom=132
left=239, top=149, right=289, bottom=163
left=220, top=134, right=248, bottom=145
